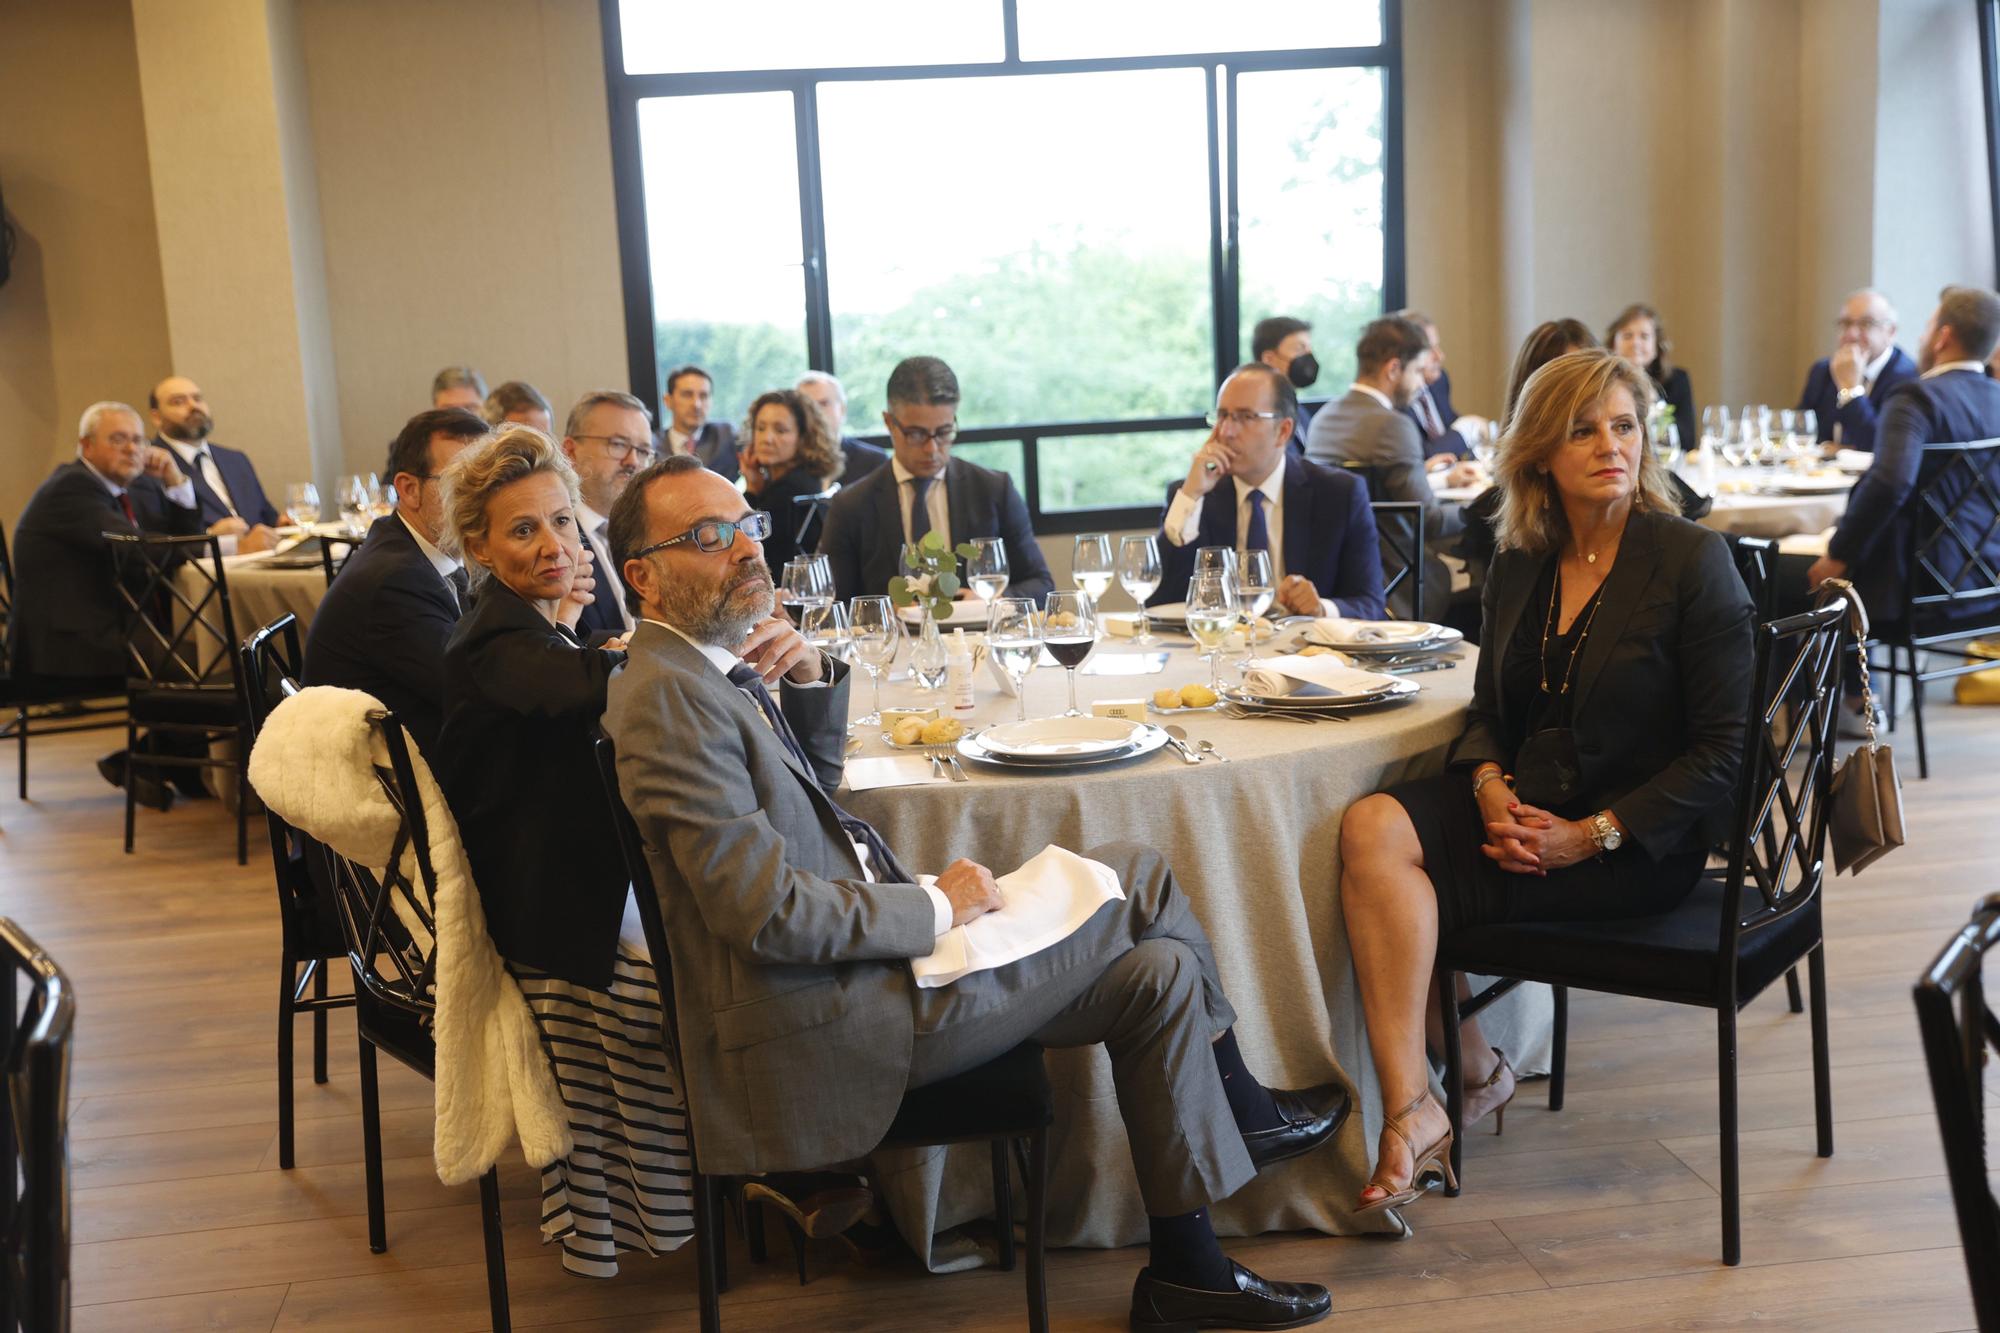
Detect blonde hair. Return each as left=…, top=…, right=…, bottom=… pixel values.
left=1493, top=349, right=1676, bottom=555
left=438, top=424, right=581, bottom=587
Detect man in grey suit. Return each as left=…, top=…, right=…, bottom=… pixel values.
left=1307, top=316, right=1468, bottom=619
left=604, top=457, right=1346, bottom=1330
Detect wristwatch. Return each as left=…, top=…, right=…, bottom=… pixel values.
left=1587, top=811, right=1624, bottom=853
left=1835, top=383, right=1868, bottom=409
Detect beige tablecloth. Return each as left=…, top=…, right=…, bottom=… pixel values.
left=844, top=639, right=1499, bottom=1259
left=1691, top=465, right=1853, bottom=539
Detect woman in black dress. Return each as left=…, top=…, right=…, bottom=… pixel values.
left=1341, top=349, right=1753, bottom=1213
left=739, top=387, right=843, bottom=577
left=1608, top=302, right=1699, bottom=450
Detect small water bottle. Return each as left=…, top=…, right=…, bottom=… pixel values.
left=947, top=629, right=976, bottom=713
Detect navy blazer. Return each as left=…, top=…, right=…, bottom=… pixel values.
left=1403, top=370, right=1468, bottom=461
left=7, top=462, right=204, bottom=682
left=302, top=514, right=464, bottom=757
left=157, top=437, right=279, bottom=528
left=1149, top=455, right=1386, bottom=617
left=1795, top=346, right=1919, bottom=452
left=840, top=436, right=889, bottom=481
left=1827, top=367, right=2000, bottom=627
left=818, top=456, right=1055, bottom=604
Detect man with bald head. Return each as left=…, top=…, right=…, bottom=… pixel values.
left=149, top=375, right=280, bottom=552
left=1796, top=289, right=1920, bottom=452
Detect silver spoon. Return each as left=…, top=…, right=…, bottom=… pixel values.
left=1160, top=724, right=1204, bottom=763
left=1197, top=738, right=1225, bottom=762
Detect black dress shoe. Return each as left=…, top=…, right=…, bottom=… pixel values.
left=1242, top=1082, right=1350, bottom=1172
left=1130, top=1260, right=1332, bottom=1331
left=97, top=754, right=174, bottom=812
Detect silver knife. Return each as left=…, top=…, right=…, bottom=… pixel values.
left=1384, top=660, right=1458, bottom=675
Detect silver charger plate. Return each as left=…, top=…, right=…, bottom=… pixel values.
left=957, top=723, right=1172, bottom=770
left=1221, top=677, right=1420, bottom=711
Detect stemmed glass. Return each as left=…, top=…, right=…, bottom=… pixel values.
left=965, top=538, right=1009, bottom=604
left=285, top=482, right=322, bottom=531
left=337, top=475, right=373, bottom=536
left=1741, top=405, right=1773, bottom=467
left=1799, top=409, right=1821, bottom=453
left=1071, top=534, right=1113, bottom=602
left=800, top=600, right=850, bottom=664
left=1470, top=420, right=1499, bottom=467
left=986, top=597, right=1043, bottom=722
left=1185, top=570, right=1238, bottom=693
left=847, top=596, right=900, bottom=728
left=781, top=557, right=829, bottom=617
left=370, top=474, right=396, bottom=519
left=1042, top=591, right=1099, bottom=717
left=1233, top=548, right=1275, bottom=623
left=1117, top=535, right=1163, bottom=644
left=1193, top=546, right=1236, bottom=582
left=1700, top=405, right=1730, bottom=461
left=1653, top=421, right=1683, bottom=470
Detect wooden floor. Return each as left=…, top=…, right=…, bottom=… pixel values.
left=7, top=707, right=1993, bottom=1332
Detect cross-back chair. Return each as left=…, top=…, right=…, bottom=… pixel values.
left=1371, top=500, right=1427, bottom=621
left=1, top=916, right=75, bottom=1333
left=0, top=519, right=127, bottom=800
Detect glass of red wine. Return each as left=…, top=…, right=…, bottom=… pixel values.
left=1042, top=590, right=1099, bottom=718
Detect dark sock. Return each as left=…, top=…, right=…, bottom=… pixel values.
left=1147, top=1208, right=1234, bottom=1290
left=1211, top=1028, right=1282, bottom=1133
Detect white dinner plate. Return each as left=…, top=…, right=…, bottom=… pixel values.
left=957, top=724, right=1170, bottom=770
left=979, top=716, right=1142, bottom=759
left=1144, top=601, right=1190, bottom=628
left=1305, top=621, right=1462, bottom=653
left=1768, top=475, right=1854, bottom=495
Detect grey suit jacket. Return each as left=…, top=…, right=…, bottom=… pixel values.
left=602, top=623, right=938, bottom=1175
left=1305, top=388, right=1463, bottom=541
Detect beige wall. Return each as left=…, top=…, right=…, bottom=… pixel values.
left=0, top=0, right=173, bottom=532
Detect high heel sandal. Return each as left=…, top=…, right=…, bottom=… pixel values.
left=1355, top=1092, right=1456, bottom=1214
left=1464, top=1047, right=1517, bottom=1136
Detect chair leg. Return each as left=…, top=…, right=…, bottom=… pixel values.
left=277, top=956, right=297, bottom=1170
left=311, top=962, right=329, bottom=1085
left=236, top=745, right=249, bottom=865
left=1808, top=944, right=1834, bottom=1159
left=1024, top=1126, right=1050, bottom=1333
left=358, top=1033, right=387, bottom=1253
left=745, top=1191, right=767, bottom=1264
left=693, top=1174, right=723, bottom=1333
left=123, top=720, right=138, bottom=854
left=16, top=706, right=27, bottom=800
left=711, top=1174, right=731, bottom=1293
left=1784, top=966, right=1804, bottom=1015
left=1880, top=644, right=1898, bottom=731
left=1908, top=644, right=1928, bottom=779
left=991, top=1138, right=1017, bottom=1272
left=1550, top=985, right=1568, bottom=1111
left=1717, top=1007, right=1741, bottom=1266
left=1437, top=970, right=1464, bottom=1197
left=479, top=1165, right=512, bottom=1332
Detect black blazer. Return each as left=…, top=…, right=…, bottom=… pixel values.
left=839, top=436, right=889, bottom=481
left=1796, top=346, right=1919, bottom=452
left=436, top=580, right=628, bottom=989
left=1149, top=455, right=1386, bottom=617
left=6, top=462, right=202, bottom=682
left=158, top=437, right=280, bottom=528
left=1449, top=509, right=1753, bottom=858
left=750, top=467, right=837, bottom=577
left=1647, top=363, right=1699, bottom=451
left=571, top=517, right=629, bottom=646
left=818, top=456, right=1055, bottom=604
left=685, top=422, right=740, bottom=482
left=302, top=514, right=463, bottom=757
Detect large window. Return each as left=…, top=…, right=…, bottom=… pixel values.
left=603, top=0, right=1403, bottom=530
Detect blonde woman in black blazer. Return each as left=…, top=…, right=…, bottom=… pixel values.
left=1340, top=350, right=1753, bottom=1214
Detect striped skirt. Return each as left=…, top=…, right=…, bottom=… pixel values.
left=511, top=948, right=696, bottom=1276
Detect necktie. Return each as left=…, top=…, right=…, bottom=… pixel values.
left=725, top=662, right=913, bottom=884
left=1245, top=488, right=1271, bottom=554
left=1415, top=388, right=1445, bottom=438
left=116, top=491, right=137, bottom=526
left=906, top=476, right=934, bottom=545
left=194, top=447, right=235, bottom=516
left=446, top=565, right=470, bottom=610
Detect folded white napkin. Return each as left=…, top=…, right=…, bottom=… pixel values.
left=844, top=756, right=937, bottom=791
left=1835, top=448, right=1873, bottom=473
left=912, top=845, right=1125, bottom=988
left=1320, top=620, right=1435, bottom=644
left=1776, top=527, right=1835, bottom=557
left=1243, top=653, right=1400, bottom=698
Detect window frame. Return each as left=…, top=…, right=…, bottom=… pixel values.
left=598, top=0, right=1406, bottom=534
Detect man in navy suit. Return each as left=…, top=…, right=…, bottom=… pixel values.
left=1795, top=289, right=1920, bottom=452
left=662, top=364, right=740, bottom=483
left=817, top=356, right=1053, bottom=604
left=149, top=376, right=281, bottom=552
left=795, top=370, right=889, bottom=481
left=559, top=389, right=654, bottom=644
left=303, top=408, right=490, bottom=757
left=1153, top=364, right=1385, bottom=618
left=1394, top=310, right=1491, bottom=464
left=1810, top=286, right=2000, bottom=637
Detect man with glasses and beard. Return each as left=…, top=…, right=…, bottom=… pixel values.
left=815, top=355, right=1053, bottom=603
left=561, top=389, right=656, bottom=641
left=148, top=375, right=280, bottom=553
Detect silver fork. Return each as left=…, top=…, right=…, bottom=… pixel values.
left=940, top=746, right=968, bottom=782
left=925, top=748, right=945, bottom=779
left=1224, top=703, right=1317, bottom=724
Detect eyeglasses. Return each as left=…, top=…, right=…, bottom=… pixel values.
left=571, top=434, right=659, bottom=464
left=1208, top=409, right=1286, bottom=429
left=632, top=509, right=773, bottom=559
left=885, top=415, right=958, bottom=447
left=1835, top=317, right=1887, bottom=333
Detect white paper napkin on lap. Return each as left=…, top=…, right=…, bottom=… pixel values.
left=1243, top=654, right=1399, bottom=698
left=912, top=845, right=1126, bottom=988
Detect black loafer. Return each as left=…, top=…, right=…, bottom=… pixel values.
left=1242, top=1082, right=1350, bottom=1172
left=1130, top=1260, right=1332, bottom=1331
left=98, top=754, right=173, bottom=812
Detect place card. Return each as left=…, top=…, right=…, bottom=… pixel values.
left=844, top=756, right=938, bottom=792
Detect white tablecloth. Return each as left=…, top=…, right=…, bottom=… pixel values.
left=1690, top=465, right=1854, bottom=539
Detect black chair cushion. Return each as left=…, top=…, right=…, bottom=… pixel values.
left=128, top=684, right=239, bottom=725
left=881, top=1042, right=1052, bottom=1145
left=1440, top=876, right=1823, bottom=1009
left=0, top=674, right=126, bottom=707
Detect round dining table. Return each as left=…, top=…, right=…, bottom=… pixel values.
left=842, top=633, right=1487, bottom=1265
left=1692, top=465, right=1855, bottom=539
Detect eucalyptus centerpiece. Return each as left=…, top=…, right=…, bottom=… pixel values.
left=889, top=531, right=979, bottom=690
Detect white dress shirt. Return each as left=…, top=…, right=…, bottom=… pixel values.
left=1160, top=454, right=1339, bottom=617
left=1862, top=343, right=1896, bottom=388
left=161, top=438, right=237, bottom=515
left=667, top=426, right=698, bottom=456
left=891, top=457, right=951, bottom=549
left=640, top=618, right=952, bottom=937
left=1921, top=360, right=1986, bottom=380
left=578, top=501, right=635, bottom=633
left=1349, top=382, right=1395, bottom=411
left=396, top=512, right=465, bottom=609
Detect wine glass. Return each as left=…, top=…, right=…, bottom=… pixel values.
left=1653, top=421, right=1682, bottom=470
left=1741, top=405, right=1773, bottom=466
left=1799, top=409, right=1821, bottom=453
left=1193, top=546, right=1235, bottom=586
left=369, top=474, right=395, bottom=519
left=800, top=600, right=850, bottom=663
left=1233, top=548, right=1274, bottom=624
left=1042, top=591, right=1099, bottom=717
left=1185, top=570, right=1238, bottom=693
left=337, top=475, right=372, bottom=536
left=986, top=597, right=1043, bottom=722
left=780, top=557, right=818, bottom=618
left=1071, top=534, right=1113, bottom=602
left=285, top=482, right=322, bottom=531
left=965, top=538, right=1009, bottom=605
left=847, top=596, right=900, bottom=728
left=1117, top=535, right=1163, bottom=644
left=1774, top=407, right=1800, bottom=460
left=1699, top=405, right=1730, bottom=460
left=1469, top=419, right=1499, bottom=467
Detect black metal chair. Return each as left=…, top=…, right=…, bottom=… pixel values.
left=592, top=734, right=1052, bottom=1333
left=105, top=531, right=252, bottom=862
left=1436, top=595, right=1849, bottom=1266
left=789, top=481, right=841, bottom=554
left=240, top=614, right=355, bottom=1171
left=1, top=916, right=76, bottom=1333
left=1371, top=500, right=1427, bottom=621
left=0, top=518, right=127, bottom=800
left=1913, top=892, right=2000, bottom=1331
left=1729, top=535, right=1778, bottom=625
left=1865, top=438, right=2000, bottom=778
left=319, top=533, right=363, bottom=587
left=322, top=710, right=511, bottom=1330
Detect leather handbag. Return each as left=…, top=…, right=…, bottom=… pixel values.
left=1820, top=580, right=1905, bottom=874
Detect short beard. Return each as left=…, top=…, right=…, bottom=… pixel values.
left=655, top=564, right=774, bottom=647
left=162, top=412, right=211, bottom=442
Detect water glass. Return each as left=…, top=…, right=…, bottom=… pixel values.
left=285, top=482, right=322, bottom=531
left=1117, top=535, right=1163, bottom=644
left=965, top=537, right=1009, bottom=604
left=1653, top=421, right=1683, bottom=470
left=370, top=474, right=396, bottom=519
left=1071, top=534, right=1114, bottom=602
left=800, top=600, right=850, bottom=663
left=847, top=596, right=900, bottom=727
left=337, top=474, right=374, bottom=537
left=1799, top=409, right=1820, bottom=451
left=1185, top=570, right=1238, bottom=692
left=1233, top=548, right=1275, bottom=622
left=1042, top=590, right=1099, bottom=717
left=1193, top=546, right=1236, bottom=582
left=986, top=597, right=1043, bottom=722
